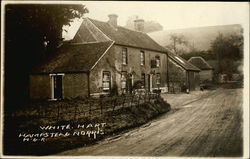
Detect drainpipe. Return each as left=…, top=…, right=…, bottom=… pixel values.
left=187, top=71, right=190, bottom=94
left=167, top=54, right=170, bottom=92
left=87, top=71, right=90, bottom=97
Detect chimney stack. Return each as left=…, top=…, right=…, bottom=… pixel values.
left=134, top=19, right=144, bottom=32
left=108, top=14, right=118, bottom=28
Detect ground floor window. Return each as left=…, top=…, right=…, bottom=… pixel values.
left=156, top=73, right=161, bottom=85
left=141, top=73, right=146, bottom=88
left=121, top=71, right=127, bottom=89
left=102, top=71, right=111, bottom=91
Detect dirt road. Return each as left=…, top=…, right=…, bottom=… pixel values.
left=57, top=88, right=243, bottom=157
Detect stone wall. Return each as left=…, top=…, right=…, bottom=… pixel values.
left=90, top=44, right=168, bottom=95
left=200, top=70, right=213, bottom=82
left=30, top=75, right=51, bottom=99
left=63, top=73, right=89, bottom=99
left=30, top=73, right=89, bottom=100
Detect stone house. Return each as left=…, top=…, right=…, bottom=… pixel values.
left=188, top=56, right=213, bottom=82
left=168, top=52, right=200, bottom=93
left=30, top=14, right=202, bottom=100
left=30, top=14, right=170, bottom=100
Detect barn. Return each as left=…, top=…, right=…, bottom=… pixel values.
left=168, top=52, right=200, bottom=93
left=188, top=56, right=213, bottom=82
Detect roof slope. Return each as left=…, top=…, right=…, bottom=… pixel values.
left=188, top=56, right=213, bottom=70
left=87, top=18, right=167, bottom=53
left=168, top=52, right=200, bottom=71
left=32, top=41, right=113, bottom=73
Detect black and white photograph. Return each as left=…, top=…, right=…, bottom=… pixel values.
left=0, top=1, right=249, bottom=158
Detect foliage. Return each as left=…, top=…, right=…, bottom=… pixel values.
left=165, top=33, right=188, bottom=55
left=110, top=82, right=118, bottom=96
left=132, top=80, right=145, bottom=90
left=168, top=59, right=186, bottom=93
left=210, top=32, right=243, bottom=74
left=5, top=4, right=88, bottom=108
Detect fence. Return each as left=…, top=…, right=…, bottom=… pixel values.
left=37, top=92, right=161, bottom=121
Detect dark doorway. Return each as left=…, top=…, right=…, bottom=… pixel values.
left=126, top=74, right=133, bottom=94
left=147, top=74, right=152, bottom=92
left=53, top=75, right=62, bottom=99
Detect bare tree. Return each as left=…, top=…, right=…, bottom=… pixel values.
left=167, top=33, right=188, bottom=55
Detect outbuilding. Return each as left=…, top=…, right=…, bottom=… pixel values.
left=168, top=52, right=200, bottom=93
left=188, top=56, right=213, bottom=82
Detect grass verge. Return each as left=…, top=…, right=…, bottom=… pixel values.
left=4, top=97, right=170, bottom=156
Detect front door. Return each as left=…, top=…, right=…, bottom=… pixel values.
left=53, top=75, right=62, bottom=99
left=148, top=74, right=152, bottom=92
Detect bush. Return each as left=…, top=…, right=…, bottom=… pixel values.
left=132, top=80, right=144, bottom=90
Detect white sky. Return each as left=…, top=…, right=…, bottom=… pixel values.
left=63, top=2, right=249, bottom=40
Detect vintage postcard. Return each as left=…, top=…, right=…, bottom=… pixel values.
left=1, top=1, right=249, bottom=158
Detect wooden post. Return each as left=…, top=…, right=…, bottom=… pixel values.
left=74, top=104, right=77, bottom=120
left=100, top=98, right=103, bottom=115
left=137, top=94, right=140, bottom=106
left=130, top=95, right=134, bottom=107
left=89, top=100, right=92, bottom=117
left=113, top=98, right=117, bottom=112
left=57, top=104, right=60, bottom=121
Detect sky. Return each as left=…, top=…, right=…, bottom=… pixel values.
left=63, top=2, right=249, bottom=40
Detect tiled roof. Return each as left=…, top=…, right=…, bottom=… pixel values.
left=88, top=18, right=167, bottom=53
left=168, top=52, right=200, bottom=71
left=188, top=56, right=213, bottom=70
left=32, top=41, right=113, bottom=73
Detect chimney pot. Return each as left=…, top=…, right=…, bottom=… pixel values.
left=134, top=19, right=144, bottom=32
left=108, top=14, right=118, bottom=28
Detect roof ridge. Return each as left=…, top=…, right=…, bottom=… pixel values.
left=86, top=17, right=168, bottom=53
left=88, top=17, right=147, bottom=34
left=85, top=17, right=112, bottom=41
left=68, top=41, right=112, bottom=45
left=188, top=56, right=213, bottom=69
left=90, top=41, right=115, bottom=70
left=168, top=52, right=200, bottom=71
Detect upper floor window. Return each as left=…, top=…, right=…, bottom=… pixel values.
left=140, top=51, right=145, bottom=66
left=122, top=48, right=128, bottom=65
left=102, top=71, right=111, bottom=91
left=155, top=56, right=160, bottom=67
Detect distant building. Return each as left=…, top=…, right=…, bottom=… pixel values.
left=188, top=56, right=213, bottom=82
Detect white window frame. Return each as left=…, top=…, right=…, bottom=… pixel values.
left=156, top=73, right=161, bottom=85
left=140, top=50, right=145, bottom=66
left=156, top=56, right=160, bottom=67
left=49, top=73, right=64, bottom=100
left=102, top=71, right=111, bottom=91
left=141, top=73, right=146, bottom=88
left=122, top=48, right=128, bottom=65
left=121, top=71, right=127, bottom=89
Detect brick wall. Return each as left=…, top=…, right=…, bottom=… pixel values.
left=30, top=73, right=89, bottom=100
